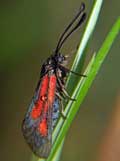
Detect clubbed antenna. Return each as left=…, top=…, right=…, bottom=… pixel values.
left=55, top=2, right=86, bottom=54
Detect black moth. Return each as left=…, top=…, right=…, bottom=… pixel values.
left=22, top=2, right=86, bottom=158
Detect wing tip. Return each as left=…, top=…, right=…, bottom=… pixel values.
left=33, top=141, right=52, bottom=158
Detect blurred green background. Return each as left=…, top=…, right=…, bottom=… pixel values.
left=0, top=1, right=120, bottom=161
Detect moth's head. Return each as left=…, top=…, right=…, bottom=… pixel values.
left=54, top=53, right=68, bottom=65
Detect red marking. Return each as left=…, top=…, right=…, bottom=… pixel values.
left=31, top=75, right=49, bottom=119
left=31, top=106, right=41, bottom=119
left=31, top=75, right=56, bottom=122
left=38, top=75, right=49, bottom=99
left=38, top=119, right=47, bottom=136
left=48, top=75, right=57, bottom=106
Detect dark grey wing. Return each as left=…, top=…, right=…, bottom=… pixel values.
left=22, top=99, right=52, bottom=158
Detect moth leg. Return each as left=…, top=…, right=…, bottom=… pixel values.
left=56, top=91, right=64, bottom=100
left=57, top=77, right=76, bottom=101
left=56, top=92, right=66, bottom=119
left=58, top=64, right=86, bottom=77
left=61, top=87, right=76, bottom=101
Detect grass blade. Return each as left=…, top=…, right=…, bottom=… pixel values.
left=47, top=17, right=120, bottom=161
left=67, top=0, right=103, bottom=94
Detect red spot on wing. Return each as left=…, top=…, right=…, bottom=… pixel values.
left=37, top=75, right=57, bottom=136
left=38, top=119, right=48, bottom=136
left=31, top=107, right=39, bottom=119
left=31, top=75, right=49, bottom=119
left=31, top=74, right=56, bottom=137
left=38, top=102, right=48, bottom=136
left=38, top=75, right=49, bottom=98
left=48, top=75, right=57, bottom=106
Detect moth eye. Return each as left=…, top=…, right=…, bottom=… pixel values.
left=58, top=55, right=66, bottom=63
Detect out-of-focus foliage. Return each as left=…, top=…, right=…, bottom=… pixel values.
left=0, top=1, right=120, bottom=161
